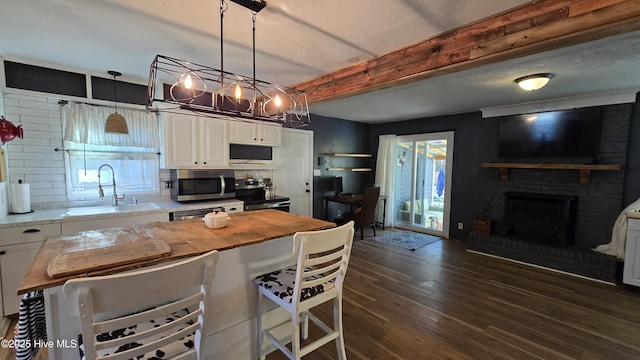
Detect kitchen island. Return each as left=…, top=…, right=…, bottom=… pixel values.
left=19, top=209, right=335, bottom=360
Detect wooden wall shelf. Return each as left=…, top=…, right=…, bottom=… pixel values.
left=326, top=167, right=372, bottom=172
left=481, top=163, right=622, bottom=185
left=323, top=153, right=373, bottom=171
left=325, top=153, right=372, bottom=157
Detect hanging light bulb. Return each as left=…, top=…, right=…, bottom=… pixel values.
left=234, top=84, right=242, bottom=100
left=183, top=73, right=193, bottom=89
left=274, top=94, right=282, bottom=119
left=274, top=94, right=281, bottom=108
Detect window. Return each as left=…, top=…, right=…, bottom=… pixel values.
left=63, top=103, right=161, bottom=200
left=64, top=142, right=159, bottom=200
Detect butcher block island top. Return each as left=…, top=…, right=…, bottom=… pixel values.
left=19, top=209, right=335, bottom=294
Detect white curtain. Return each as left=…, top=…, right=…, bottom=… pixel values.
left=375, top=134, right=397, bottom=228
left=63, top=103, right=159, bottom=148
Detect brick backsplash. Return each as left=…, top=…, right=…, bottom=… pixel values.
left=2, top=93, right=175, bottom=209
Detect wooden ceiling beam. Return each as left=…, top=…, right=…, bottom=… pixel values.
left=294, top=0, right=640, bottom=104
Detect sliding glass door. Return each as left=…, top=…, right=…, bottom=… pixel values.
left=393, top=132, right=454, bottom=238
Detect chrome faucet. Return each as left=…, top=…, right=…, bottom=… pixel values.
left=98, top=164, right=125, bottom=206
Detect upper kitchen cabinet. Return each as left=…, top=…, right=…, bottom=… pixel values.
left=160, top=112, right=229, bottom=169
left=228, top=121, right=282, bottom=146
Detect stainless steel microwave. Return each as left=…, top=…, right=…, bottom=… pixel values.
left=170, top=169, right=236, bottom=202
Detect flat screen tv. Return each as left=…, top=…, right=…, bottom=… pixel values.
left=498, top=107, right=602, bottom=158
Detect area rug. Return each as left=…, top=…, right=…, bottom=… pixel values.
left=371, top=229, right=441, bottom=251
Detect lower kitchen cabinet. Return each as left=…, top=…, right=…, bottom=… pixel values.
left=624, top=218, right=640, bottom=286
left=0, top=223, right=62, bottom=316
left=0, top=242, right=43, bottom=315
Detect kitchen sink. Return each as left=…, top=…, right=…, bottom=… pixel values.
left=64, top=203, right=161, bottom=218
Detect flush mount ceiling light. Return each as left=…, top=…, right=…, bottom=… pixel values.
left=514, top=73, right=554, bottom=91
left=146, top=0, right=310, bottom=128
left=104, top=70, right=129, bottom=134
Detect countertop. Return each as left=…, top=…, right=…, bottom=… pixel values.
left=627, top=209, right=640, bottom=219
left=0, top=199, right=244, bottom=228
left=18, top=209, right=335, bottom=294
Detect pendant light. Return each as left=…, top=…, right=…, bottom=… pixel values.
left=105, top=70, right=129, bottom=134
left=146, top=0, right=311, bottom=128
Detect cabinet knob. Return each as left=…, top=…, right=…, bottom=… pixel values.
left=194, top=161, right=198, bottom=164
left=0, top=251, right=6, bottom=255
left=23, top=229, right=41, bottom=234
left=203, top=162, right=207, bottom=164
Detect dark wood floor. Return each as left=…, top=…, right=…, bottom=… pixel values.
left=3, top=236, right=640, bottom=360
left=268, top=237, right=640, bottom=360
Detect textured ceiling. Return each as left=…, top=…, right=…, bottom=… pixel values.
left=1, top=0, right=639, bottom=123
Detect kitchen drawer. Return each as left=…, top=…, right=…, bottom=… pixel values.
left=0, top=223, right=62, bottom=246
left=628, top=217, right=640, bottom=231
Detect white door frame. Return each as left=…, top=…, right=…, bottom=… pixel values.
left=395, top=131, right=454, bottom=238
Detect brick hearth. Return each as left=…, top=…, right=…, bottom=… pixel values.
left=468, top=232, right=619, bottom=283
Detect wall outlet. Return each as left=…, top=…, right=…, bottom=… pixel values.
left=457, top=222, right=464, bottom=230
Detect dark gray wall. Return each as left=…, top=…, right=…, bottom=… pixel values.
left=307, top=115, right=373, bottom=220
left=370, top=112, right=486, bottom=240
left=309, top=93, right=640, bottom=246
left=623, top=92, right=640, bottom=206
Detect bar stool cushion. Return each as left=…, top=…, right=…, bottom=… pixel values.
left=255, top=267, right=335, bottom=303
left=78, top=309, right=195, bottom=360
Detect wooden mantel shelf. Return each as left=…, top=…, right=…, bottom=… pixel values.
left=481, top=163, right=622, bottom=185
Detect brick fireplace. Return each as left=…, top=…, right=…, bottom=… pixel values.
left=469, top=104, right=632, bottom=283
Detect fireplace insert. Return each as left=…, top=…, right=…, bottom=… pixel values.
left=504, top=192, right=577, bottom=247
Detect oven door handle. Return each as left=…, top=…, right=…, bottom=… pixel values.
left=220, top=175, right=225, bottom=196
left=271, top=202, right=290, bottom=208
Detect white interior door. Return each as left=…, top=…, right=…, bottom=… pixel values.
left=274, top=128, right=313, bottom=216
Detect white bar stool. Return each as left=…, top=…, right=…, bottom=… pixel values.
left=254, top=221, right=355, bottom=360
left=63, top=250, right=219, bottom=360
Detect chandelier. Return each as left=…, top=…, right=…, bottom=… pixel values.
left=147, top=0, right=310, bottom=128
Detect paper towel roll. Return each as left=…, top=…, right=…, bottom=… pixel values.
left=11, top=181, right=31, bottom=214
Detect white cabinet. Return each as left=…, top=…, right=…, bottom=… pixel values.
left=160, top=112, right=229, bottom=169
left=62, top=213, right=169, bottom=235
left=229, top=121, right=281, bottom=146
left=259, top=123, right=282, bottom=145
left=0, top=223, right=62, bottom=315
left=624, top=218, right=640, bottom=286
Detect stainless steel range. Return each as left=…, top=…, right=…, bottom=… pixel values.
left=235, top=178, right=290, bottom=212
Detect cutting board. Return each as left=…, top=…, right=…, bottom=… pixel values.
left=47, top=239, right=171, bottom=278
